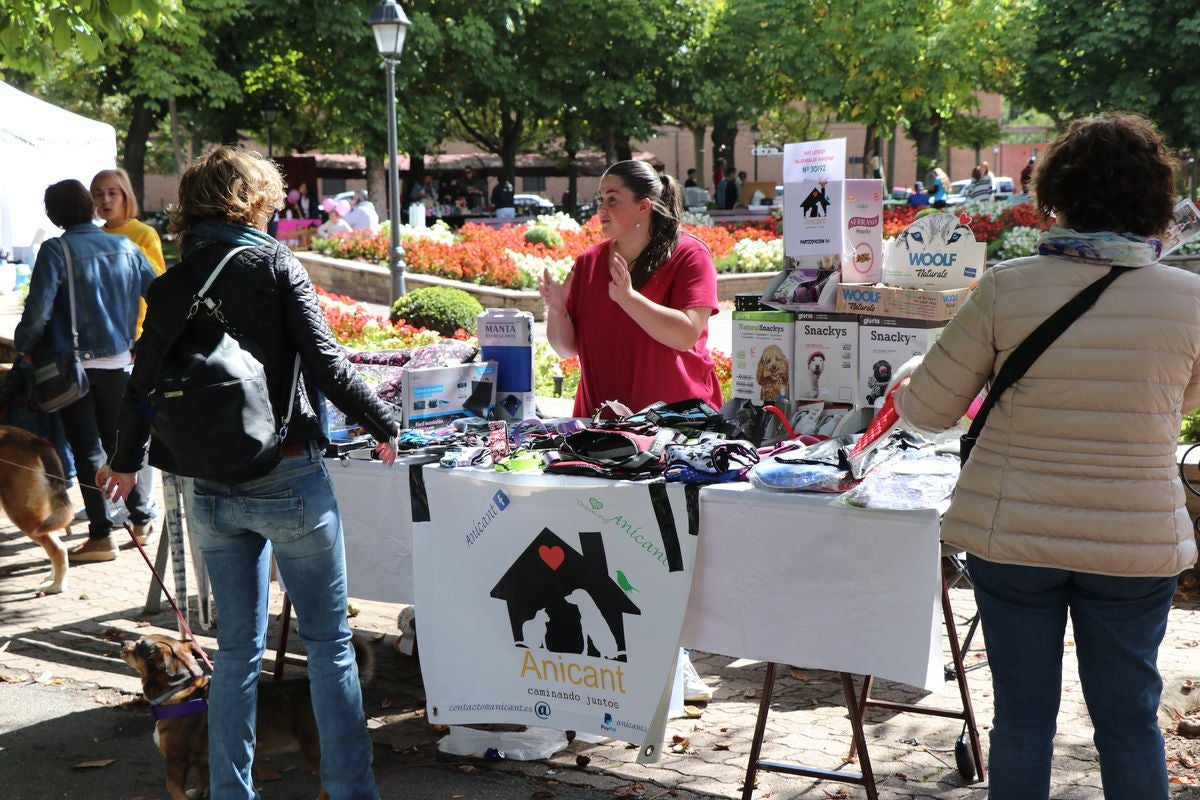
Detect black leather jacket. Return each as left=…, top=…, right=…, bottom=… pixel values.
left=111, top=241, right=397, bottom=473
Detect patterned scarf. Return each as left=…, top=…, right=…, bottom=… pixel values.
left=1036, top=225, right=1161, bottom=267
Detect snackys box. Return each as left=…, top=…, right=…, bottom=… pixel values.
left=858, top=317, right=946, bottom=408
left=792, top=311, right=858, bottom=404
left=732, top=309, right=795, bottom=406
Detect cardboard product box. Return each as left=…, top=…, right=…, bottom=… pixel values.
left=858, top=317, right=946, bottom=408
left=792, top=311, right=859, bottom=404
left=732, top=309, right=796, bottom=406
left=842, top=179, right=884, bottom=284
left=836, top=283, right=973, bottom=321
left=477, top=308, right=536, bottom=421
left=402, top=360, right=498, bottom=431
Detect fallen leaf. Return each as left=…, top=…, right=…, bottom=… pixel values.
left=73, top=759, right=115, bottom=769
left=743, top=689, right=759, bottom=699
left=255, top=766, right=283, bottom=781
left=347, top=604, right=361, bottom=618
left=136, top=620, right=151, bottom=628
left=612, top=783, right=647, bottom=798
left=381, top=698, right=394, bottom=709
left=787, top=668, right=808, bottom=681
left=1184, top=679, right=1196, bottom=693
left=713, top=741, right=732, bottom=751
left=1, top=674, right=23, bottom=684
left=371, top=632, right=385, bottom=641
left=1183, top=641, right=1200, bottom=649
left=458, top=765, right=479, bottom=774
left=683, top=705, right=702, bottom=719
left=530, top=791, right=557, bottom=799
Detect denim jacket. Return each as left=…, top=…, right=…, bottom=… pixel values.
left=14, top=224, right=159, bottom=359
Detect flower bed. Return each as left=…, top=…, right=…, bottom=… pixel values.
left=311, top=213, right=782, bottom=291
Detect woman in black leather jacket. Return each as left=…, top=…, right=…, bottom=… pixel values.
left=100, top=145, right=396, bottom=800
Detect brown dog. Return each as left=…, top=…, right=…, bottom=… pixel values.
left=122, top=633, right=371, bottom=800
left=0, top=425, right=73, bottom=593
left=755, top=344, right=790, bottom=404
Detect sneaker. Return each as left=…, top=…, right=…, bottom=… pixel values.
left=131, top=522, right=156, bottom=547
left=72, top=506, right=89, bottom=523
left=69, top=538, right=118, bottom=563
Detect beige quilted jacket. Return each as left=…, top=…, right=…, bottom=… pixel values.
left=894, top=254, right=1200, bottom=577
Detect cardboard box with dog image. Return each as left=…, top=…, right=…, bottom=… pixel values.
left=792, top=311, right=858, bottom=404
left=858, top=316, right=947, bottom=408
left=732, top=309, right=795, bottom=406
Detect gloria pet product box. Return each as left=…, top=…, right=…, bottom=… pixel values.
left=842, top=179, right=884, bottom=284
left=792, top=311, right=858, bottom=403
left=732, top=309, right=795, bottom=405
left=858, top=317, right=946, bottom=407
left=477, top=308, right=536, bottom=421
left=402, top=360, right=498, bottom=431
left=836, top=283, right=973, bottom=321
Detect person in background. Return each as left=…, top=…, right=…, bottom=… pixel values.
left=929, top=166, right=950, bottom=208
left=462, top=166, right=488, bottom=211
left=91, top=167, right=168, bottom=531
left=16, top=180, right=158, bottom=562
left=282, top=189, right=304, bottom=219
left=342, top=190, right=378, bottom=233
left=684, top=168, right=698, bottom=188
left=965, top=165, right=994, bottom=202
left=871, top=154, right=887, bottom=195
left=719, top=167, right=739, bottom=210
left=892, top=111, right=1200, bottom=799
left=538, top=159, right=721, bottom=415
left=316, top=200, right=354, bottom=239
left=491, top=179, right=516, bottom=219
left=711, top=157, right=725, bottom=192
left=296, top=181, right=320, bottom=219
left=1021, top=156, right=1037, bottom=194
left=979, top=161, right=997, bottom=194
left=410, top=174, right=436, bottom=204
left=99, top=145, right=398, bottom=800
left=906, top=181, right=930, bottom=208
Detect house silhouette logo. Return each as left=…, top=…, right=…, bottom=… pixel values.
left=801, top=183, right=831, bottom=219
left=491, top=527, right=641, bottom=661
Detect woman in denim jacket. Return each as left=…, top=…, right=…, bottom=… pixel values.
left=14, top=179, right=158, bottom=562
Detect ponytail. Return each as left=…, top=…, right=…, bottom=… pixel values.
left=604, top=161, right=683, bottom=290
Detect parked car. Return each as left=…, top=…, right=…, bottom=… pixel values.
left=945, top=179, right=970, bottom=206
left=334, top=189, right=365, bottom=205
left=513, top=193, right=554, bottom=214
left=993, top=176, right=1015, bottom=199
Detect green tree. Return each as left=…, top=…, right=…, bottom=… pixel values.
left=1013, top=0, right=1200, bottom=150
left=942, top=112, right=1003, bottom=164
left=0, top=0, right=169, bottom=71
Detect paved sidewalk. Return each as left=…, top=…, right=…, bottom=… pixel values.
left=4, top=476, right=1200, bottom=799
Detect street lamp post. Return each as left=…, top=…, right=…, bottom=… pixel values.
left=260, top=96, right=277, bottom=159
left=751, top=123, right=760, bottom=181
left=368, top=0, right=411, bottom=302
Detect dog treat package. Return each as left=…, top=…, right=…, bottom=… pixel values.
left=732, top=309, right=795, bottom=406
left=858, top=316, right=947, bottom=409
left=842, top=179, right=884, bottom=284
left=792, top=311, right=858, bottom=404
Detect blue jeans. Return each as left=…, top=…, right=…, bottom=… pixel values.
left=189, top=444, right=377, bottom=800
left=967, top=555, right=1176, bottom=800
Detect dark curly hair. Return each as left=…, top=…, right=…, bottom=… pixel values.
left=1034, top=111, right=1178, bottom=237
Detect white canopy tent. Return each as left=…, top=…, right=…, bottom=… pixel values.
left=0, top=81, right=117, bottom=261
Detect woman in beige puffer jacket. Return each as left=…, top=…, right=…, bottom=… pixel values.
left=893, top=112, right=1200, bottom=799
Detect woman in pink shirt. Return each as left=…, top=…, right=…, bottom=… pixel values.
left=538, top=160, right=722, bottom=416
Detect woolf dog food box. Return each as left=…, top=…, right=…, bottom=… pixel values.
left=792, top=311, right=859, bottom=403
left=837, top=283, right=973, bottom=321
left=881, top=212, right=987, bottom=291
left=858, top=317, right=946, bottom=408
left=842, top=179, right=884, bottom=284
left=732, top=309, right=795, bottom=406
left=402, top=360, right=498, bottom=431
left=477, top=308, right=536, bottom=421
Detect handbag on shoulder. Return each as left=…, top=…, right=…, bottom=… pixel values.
left=148, top=245, right=301, bottom=484
left=960, top=264, right=1129, bottom=467
left=29, top=239, right=89, bottom=413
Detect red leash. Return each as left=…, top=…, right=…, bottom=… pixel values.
left=123, top=522, right=214, bottom=672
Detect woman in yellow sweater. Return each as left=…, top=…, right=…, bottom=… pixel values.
left=91, top=168, right=166, bottom=336
left=90, top=168, right=167, bottom=539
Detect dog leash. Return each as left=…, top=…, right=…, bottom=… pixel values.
left=0, top=451, right=214, bottom=672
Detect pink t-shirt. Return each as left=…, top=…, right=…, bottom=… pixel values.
left=566, top=234, right=722, bottom=416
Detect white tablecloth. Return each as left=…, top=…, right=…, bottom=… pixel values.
left=328, top=458, right=943, bottom=690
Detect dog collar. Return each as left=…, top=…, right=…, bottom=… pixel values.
left=150, top=697, right=209, bottom=721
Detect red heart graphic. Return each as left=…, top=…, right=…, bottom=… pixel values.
left=538, top=545, right=565, bottom=571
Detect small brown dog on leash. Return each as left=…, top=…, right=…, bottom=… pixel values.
left=121, top=633, right=372, bottom=800
left=0, top=425, right=73, bottom=594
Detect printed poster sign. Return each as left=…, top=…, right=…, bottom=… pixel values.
left=412, top=469, right=697, bottom=762
left=783, top=137, right=847, bottom=267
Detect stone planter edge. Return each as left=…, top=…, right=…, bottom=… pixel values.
left=294, top=250, right=776, bottom=320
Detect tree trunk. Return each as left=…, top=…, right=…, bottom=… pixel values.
left=566, top=147, right=578, bottom=214
left=909, top=114, right=943, bottom=185
left=691, top=127, right=706, bottom=189
left=122, top=96, right=157, bottom=214
left=862, top=123, right=877, bottom=179
left=169, top=98, right=186, bottom=175
left=710, top=114, right=737, bottom=172
left=616, top=138, right=632, bottom=162
left=602, top=127, right=617, bottom=167
left=366, top=157, right=387, bottom=219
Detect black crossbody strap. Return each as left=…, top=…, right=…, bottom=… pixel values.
left=966, top=265, right=1132, bottom=440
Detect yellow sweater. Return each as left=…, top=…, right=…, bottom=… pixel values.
left=102, top=219, right=166, bottom=338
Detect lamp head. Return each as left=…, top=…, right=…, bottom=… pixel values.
left=369, top=0, right=411, bottom=59
left=259, top=96, right=278, bottom=125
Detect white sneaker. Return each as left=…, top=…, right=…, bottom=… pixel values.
left=681, top=652, right=714, bottom=702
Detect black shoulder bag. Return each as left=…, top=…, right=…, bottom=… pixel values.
left=148, top=246, right=301, bottom=484
left=960, top=265, right=1130, bottom=467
